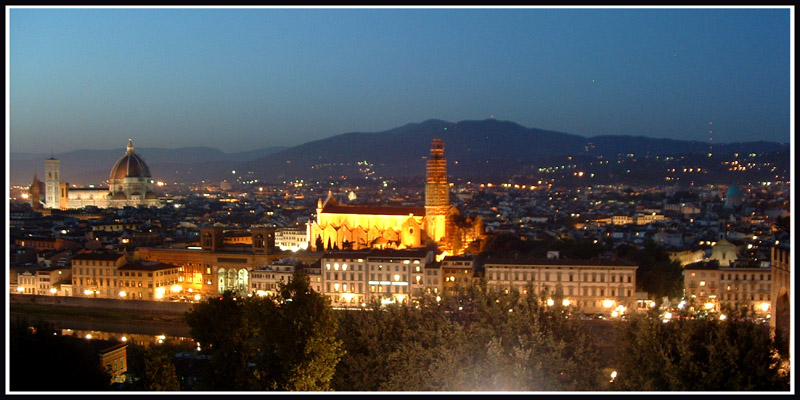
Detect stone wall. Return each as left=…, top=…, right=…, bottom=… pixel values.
left=10, top=294, right=194, bottom=314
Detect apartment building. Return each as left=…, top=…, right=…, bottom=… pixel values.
left=483, top=257, right=638, bottom=315
left=441, top=255, right=476, bottom=297
left=116, top=261, right=182, bottom=300
left=71, top=252, right=127, bottom=298
left=320, top=249, right=435, bottom=307
left=683, top=260, right=771, bottom=316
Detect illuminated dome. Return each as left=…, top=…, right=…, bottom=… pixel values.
left=111, top=193, right=127, bottom=200
left=110, top=139, right=151, bottom=180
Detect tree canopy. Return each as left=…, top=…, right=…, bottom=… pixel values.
left=185, top=269, right=343, bottom=391
left=612, top=311, right=789, bottom=391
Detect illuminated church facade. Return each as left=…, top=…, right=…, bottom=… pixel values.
left=29, top=139, right=162, bottom=210
left=308, top=139, right=484, bottom=256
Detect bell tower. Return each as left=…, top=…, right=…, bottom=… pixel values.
left=425, top=138, right=449, bottom=243
left=45, top=155, right=60, bottom=209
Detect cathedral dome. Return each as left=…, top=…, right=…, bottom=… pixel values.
left=112, top=192, right=127, bottom=200
left=110, top=139, right=151, bottom=181
left=726, top=185, right=742, bottom=198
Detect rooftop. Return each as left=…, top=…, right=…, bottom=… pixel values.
left=483, top=257, right=637, bottom=267
left=322, top=204, right=426, bottom=216
left=71, top=252, right=125, bottom=261
left=118, top=260, right=180, bottom=272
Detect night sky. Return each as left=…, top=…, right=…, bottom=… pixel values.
left=7, top=7, right=792, bottom=154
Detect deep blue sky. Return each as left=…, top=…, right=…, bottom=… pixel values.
left=8, top=7, right=792, bottom=154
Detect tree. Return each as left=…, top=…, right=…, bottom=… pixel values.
left=333, top=287, right=604, bottom=392
left=315, top=235, right=324, bottom=251
left=248, top=270, right=344, bottom=391
left=616, top=241, right=683, bottom=300
left=10, top=318, right=111, bottom=391
left=184, top=291, right=257, bottom=390
left=143, top=348, right=180, bottom=391
left=186, top=272, right=344, bottom=392
left=612, top=312, right=789, bottom=391
left=125, top=339, right=194, bottom=391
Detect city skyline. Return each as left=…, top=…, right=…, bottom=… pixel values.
left=7, top=6, right=793, bottom=154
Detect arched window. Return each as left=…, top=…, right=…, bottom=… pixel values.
left=217, top=268, right=226, bottom=292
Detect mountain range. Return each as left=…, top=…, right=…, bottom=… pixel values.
left=10, top=119, right=789, bottom=186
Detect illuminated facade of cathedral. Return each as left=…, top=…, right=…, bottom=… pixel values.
left=308, top=139, right=484, bottom=256
left=29, top=139, right=162, bottom=210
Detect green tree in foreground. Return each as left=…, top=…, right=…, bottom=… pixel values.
left=612, top=312, right=789, bottom=391
left=125, top=340, right=191, bottom=391
left=185, top=291, right=257, bottom=390
left=185, top=270, right=343, bottom=391
left=616, top=241, right=683, bottom=301
left=247, top=270, right=344, bottom=391
left=332, top=285, right=604, bottom=391
left=143, top=349, right=181, bottom=391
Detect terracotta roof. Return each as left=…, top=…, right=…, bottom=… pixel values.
left=442, top=255, right=475, bottom=262
left=87, top=339, right=127, bottom=354
left=323, top=248, right=431, bottom=259
left=367, top=248, right=432, bottom=259
left=322, top=204, right=426, bottom=216
left=484, top=257, right=637, bottom=267
left=684, top=260, right=721, bottom=270
left=71, top=252, right=125, bottom=261
left=110, top=149, right=151, bottom=180
left=118, top=260, right=179, bottom=272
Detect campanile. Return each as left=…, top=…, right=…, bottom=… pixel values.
left=425, top=138, right=449, bottom=243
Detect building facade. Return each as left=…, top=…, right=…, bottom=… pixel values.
left=770, top=245, right=790, bottom=349
left=116, top=261, right=182, bottom=300
left=38, top=139, right=162, bottom=210
left=718, top=265, right=772, bottom=315
left=45, top=157, right=60, bottom=209
left=71, top=252, right=128, bottom=299
left=684, top=261, right=722, bottom=313
left=136, top=227, right=320, bottom=298
left=683, top=260, right=772, bottom=317
left=483, top=258, right=638, bottom=316
left=308, top=139, right=483, bottom=256
left=441, top=255, right=476, bottom=297
left=320, top=249, right=435, bottom=307
left=35, top=266, right=72, bottom=296
left=249, top=261, right=302, bottom=295
left=275, top=227, right=309, bottom=252
left=16, top=271, right=37, bottom=295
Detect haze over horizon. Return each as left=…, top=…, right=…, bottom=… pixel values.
left=8, top=7, right=792, bottom=154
